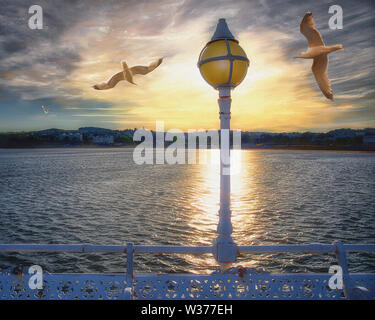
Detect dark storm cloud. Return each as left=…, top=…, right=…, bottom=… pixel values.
left=2, top=41, right=27, bottom=53
left=0, top=0, right=86, bottom=98
left=0, top=1, right=121, bottom=85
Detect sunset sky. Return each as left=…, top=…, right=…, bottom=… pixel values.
left=0, top=0, right=374, bottom=132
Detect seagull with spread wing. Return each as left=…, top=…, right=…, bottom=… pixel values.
left=93, top=58, right=163, bottom=90
left=41, top=105, right=49, bottom=114
left=295, top=12, right=343, bottom=100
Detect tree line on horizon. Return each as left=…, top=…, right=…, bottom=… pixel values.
left=0, top=127, right=374, bottom=150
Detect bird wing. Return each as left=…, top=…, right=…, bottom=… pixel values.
left=300, top=13, right=325, bottom=47
left=312, top=54, right=333, bottom=99
left=130, top=58, right=163, bottom=75
left=93, top=71, right=125, bottom=90
left=42, top=105, right=48, bottom=113
left=107, top=71, right=125, bottom=88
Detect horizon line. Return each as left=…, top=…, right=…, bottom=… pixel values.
left=1, top=126, right=375, bottom=135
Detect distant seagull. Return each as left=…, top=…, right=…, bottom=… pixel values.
left=295, top=12, right=343, bottom=100
left=41, top=105, right=49, bottom=114
left=93, top=58, right=163, bottom=90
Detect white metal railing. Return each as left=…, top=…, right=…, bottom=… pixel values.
left=0, top=242, right=374, bottom=300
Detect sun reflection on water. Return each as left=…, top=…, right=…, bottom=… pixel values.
left=184, top=149, right=264, bottom=273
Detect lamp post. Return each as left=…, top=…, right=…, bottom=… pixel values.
left=198, top=19, right=249, bottom=267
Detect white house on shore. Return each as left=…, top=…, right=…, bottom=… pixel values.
left=58, top=132, right=83, bottom=142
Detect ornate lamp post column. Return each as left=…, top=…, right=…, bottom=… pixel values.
left=198, top=19, right=249, bottom=266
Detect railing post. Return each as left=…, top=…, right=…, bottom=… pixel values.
left=334, top=241, right=370, bottom=300
left=124, top=242, right=134, bottom=300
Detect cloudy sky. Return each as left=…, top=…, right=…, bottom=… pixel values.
left=0, top=0, right=374, bottom=132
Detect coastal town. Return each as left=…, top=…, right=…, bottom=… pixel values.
left=0, top=127, right=374, bottom=151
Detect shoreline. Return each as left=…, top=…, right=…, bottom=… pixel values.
left=1, top=145, right=374, bottom=153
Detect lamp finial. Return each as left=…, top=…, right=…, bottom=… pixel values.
left=210, top=18, right=236, bottom=42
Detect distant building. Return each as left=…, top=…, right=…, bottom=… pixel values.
left=328, top=129, right=357, bottom=140
left=78, top=127, right=113, bottom=135
left=92, top=135, right=114, bottom=145
left=58, top=132, right=83, bottom=142
left=363, top=135, right=375, bottom=145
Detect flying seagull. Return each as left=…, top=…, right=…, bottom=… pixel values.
left=41, top=105, right=49, bottom=114
left=93, top=58, right=163, bottom=90
left=295, top=12, right=343, bottom=100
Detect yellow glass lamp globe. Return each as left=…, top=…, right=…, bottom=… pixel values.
left=198, top=19, right=249, bottom=89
